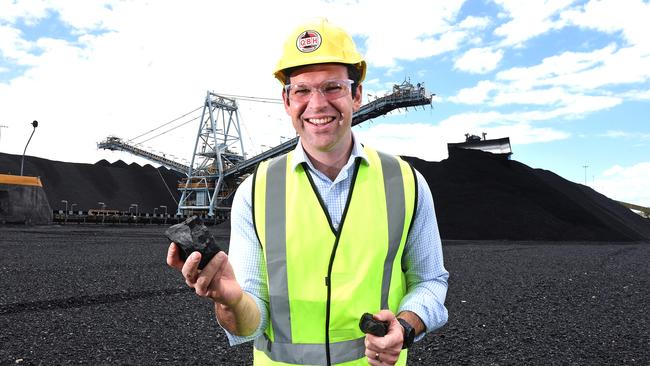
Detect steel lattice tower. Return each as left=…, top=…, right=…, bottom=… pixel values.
left=176, top=91, right=246, bottom=217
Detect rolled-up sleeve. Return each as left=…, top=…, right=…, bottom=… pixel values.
left=218, top=176, right=270, bottom=345
left=398, top=169, right=449, bottom=338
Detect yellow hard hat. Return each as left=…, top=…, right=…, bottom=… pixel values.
left=274, top=18, right=366, bottom=85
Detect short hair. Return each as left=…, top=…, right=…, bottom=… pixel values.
left=284, top=63, right=361, bottom=98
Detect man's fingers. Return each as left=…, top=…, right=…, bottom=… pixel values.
left=373, top=309, right=396, bottom=322
left=211, top=252, right=228, bottom=279
left=364, top=310, right=403, bottom=365
left=166, top=243, right=184, bottom=270
left=365, top=332, right=401, bottom=366
left=195, top=252, right=226, bottom=296
left=181, top=252, right=202, bottom=287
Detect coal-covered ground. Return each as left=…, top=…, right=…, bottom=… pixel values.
left=1, top=225, right=647, bottom=365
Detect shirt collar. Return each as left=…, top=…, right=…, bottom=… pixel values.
left=291, top=133, right=370, bottom=171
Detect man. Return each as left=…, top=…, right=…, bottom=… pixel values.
left=167, top=18, right=448, bottom=365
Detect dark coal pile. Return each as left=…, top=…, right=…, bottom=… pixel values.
left=2, top=149, right=650, bottom=241
left=403, top=148, right=650, bottom=241
left=1, top=226, right=648, bottom=365
left=0, top=152, right=183, bottom=213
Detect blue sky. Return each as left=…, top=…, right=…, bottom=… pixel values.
left=1, top=0, right=649, bottom=208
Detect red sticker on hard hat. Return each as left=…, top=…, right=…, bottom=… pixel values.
left=296, top=30, right=321, bottom=53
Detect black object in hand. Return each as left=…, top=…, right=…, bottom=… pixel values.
left=359, top=313, right=389, bottom=337
left=165, top=216, right=223, bottom=269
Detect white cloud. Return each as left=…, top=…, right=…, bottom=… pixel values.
left=544, top=46, right=650, bottom=90
left=492, top=0, right=575, bottom=46
left=622, top=89, right=650, bottom=101
left=445, top=0, right=650, bottom=130
left=48, top=1, right=117, bottom=31
left=596, top=162, right=650, bottom=206
left=491, top=86, right=567, bottom=106
left=437, top=110, right=571, bottom=143
left=449, top=40, right=629, bottom=120
left=496, top=44, right=618, bottom=88
left=601, top=130, right=650, bottom=140
left=0, top=1, right=297, bottom=164
left=454, top=47, right=504, bottom=74
left=383, top=65, right=405, bottom=77
left=449, top=79, right=622, bottom=120
left=350, top=0, right=468, bottom=67
left=0, top=0, right=50, bottom=23
left=488, top=1, right=650, bottom=93
left=545, top=94, right=622, bottom=117
left=448, top=80, right=498, bottom=104
left=0, top=24, right=40, bottom=65
left=561, top=0, right=650, bottom=48
left=355, top=116, right=569, bottom=162
left=458, top=15, right=491, bottom=29
left=602, top=130, right=628, bottom=138
left=0, top=0, right=478, bottom=165
left=365, top=28, right=468, bottom=68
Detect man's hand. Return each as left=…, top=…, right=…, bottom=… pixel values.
left=167, top=242, right=261, bottom=336
left=363, top=310, right=404, bottom=365
left=166, top=242, right=242, bottom=307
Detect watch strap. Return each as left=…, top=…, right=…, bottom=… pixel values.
left=397, top=318, right=415, bottom=349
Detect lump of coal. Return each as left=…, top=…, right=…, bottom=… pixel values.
left=359, top=313, right=389, bottom=337
left=165, top=216, right=223, bottom=269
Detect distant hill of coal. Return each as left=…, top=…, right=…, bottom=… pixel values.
left=0, top=152, right=183, bottom=214
left=403, top=148, right=650, bottom=241
left=1, top=149, right=648, bottom=241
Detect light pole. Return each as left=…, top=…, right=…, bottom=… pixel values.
left=130, top=204, right=138, bottom=224
left=152, top=207, right=158, bottom=224
left=160, top=205, right=167, bottom=224
left=20, top=120, right=38, bottom=176
left=70, top=203, right=77, bottom=214
left=582, top=164, right=589, bottom=185
left=61, top=200, right=68, bottom=223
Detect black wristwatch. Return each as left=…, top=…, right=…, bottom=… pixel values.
left=397, top=318, right=415, bottom=349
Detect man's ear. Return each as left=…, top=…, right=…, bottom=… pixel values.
left=282, top=88, right=291, bottom=113
left=353, top=83, right=363, bottom=111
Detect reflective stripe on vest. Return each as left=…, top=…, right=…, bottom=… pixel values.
left=254, top=334, right=366, bottom=365
left=379, top=150, right=405, bottom=310
left=252, top=147, right=415, bottom=365
left=265, top=155, right=292, bottom=343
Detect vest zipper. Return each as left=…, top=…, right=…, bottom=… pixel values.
left=323, top=158, right=362, bottom=366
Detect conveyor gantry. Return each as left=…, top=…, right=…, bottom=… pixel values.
left=98, top=80, right=433, bottom=216
left=224, top=79, right=433, bottom=178
left=97, top=136, right=190, bottom=175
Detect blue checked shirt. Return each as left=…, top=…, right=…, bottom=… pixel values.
left=223, top=135, right=448, bottom=345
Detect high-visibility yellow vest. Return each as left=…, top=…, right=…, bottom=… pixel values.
left=252, top=146, right=416, bottom=365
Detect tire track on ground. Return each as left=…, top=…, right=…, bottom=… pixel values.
left=598, top=245, right=642, bottom=268
left=0, top=287, right=192, bottom=315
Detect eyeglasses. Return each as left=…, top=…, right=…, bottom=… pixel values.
left=284, top=79, right=355, bottom=102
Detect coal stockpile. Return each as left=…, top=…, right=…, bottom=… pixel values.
left=403, top=148, right=650, bottom=241
left=0, top=152, right=183, bottom=213
left=3, top=148, right=650, bottom=241
left=1, top=226, right=648, bottom=365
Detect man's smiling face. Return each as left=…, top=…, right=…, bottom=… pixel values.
left=283, top=63, right=362, bottom=156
